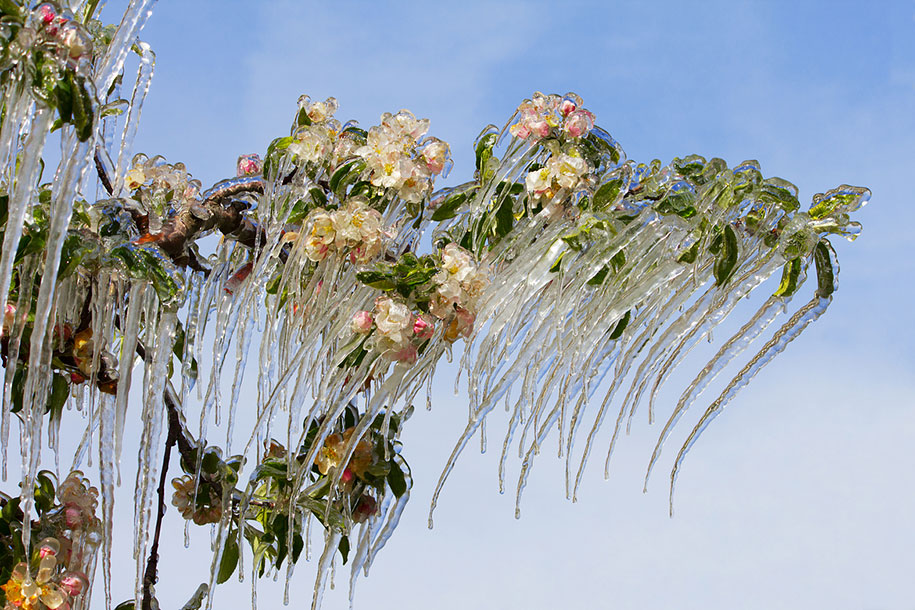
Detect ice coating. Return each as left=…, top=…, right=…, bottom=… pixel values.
left=0, top=8, right=870, bottom=609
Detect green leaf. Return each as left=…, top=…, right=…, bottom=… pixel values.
left=758, top=177, right=800, bottom=212
left=356, top=269, right=396, bottom=291
left=216, top=534, right=239, bottom=584
left=813, top=240, right=836, bottom=297
left=329, top=159, right=365, bottom=198
left=71, top=75, right=94, bottom=142
left=592, top=179, right=623, bottom=211
left=431, top=192, right=467, bottom=222
left=295, top=107, right=312, bottom=127
left=773, top=258, right=803, bottom=298
left=54, top=76, right=74, bottom=125
left=10, top=366, right=24, bottom=414
left=672, top=155, right=706, bottom=179
left=34, top=471, right=56, bottom=515
left=338, top=535, right=349, bottom=565
left=677, top=241, right=700, bottom=264
left=46, top=373, right=68, bottom=420
left=549, top=251, right=565, bottom=274
left=808, top=186, right=869, bottom=220
left=262, top=136, right=293, bottom=179
left=387, top=460, right=407, bottom=498
left=656, top=184, right=697, bottom=218
left=713, top=225, right=739, bottom=286
left=608, top=310, right=631, bottom=340
left=587, top=265, right=608, bottom=286
left=494, top=194, right=514, bottom=239
left=475, top=132, right=498, bottom=178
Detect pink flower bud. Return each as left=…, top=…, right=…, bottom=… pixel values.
left=59, top=572, right=87, bottom=597
left=236, top=154, right=262, bottom=177
left=64, top=506, right=83, bottom=529
left=559, top=99, right=577, bottom=117
left=564, top=109, right=595, bottom=139
left=413, top=316, right=434, bottom=340
left=351, top=311, right=373, bottom=334
left=509, top=123, right=531, bottom=140
left=341, top=468, right=354, bottom=483
left=353, top=495, right=377, bottom=523
left=391, top=343, right=418, bottom=365
left=38, top=4, right=55, bottom=25
left=528, top=119, right=550, bottom=139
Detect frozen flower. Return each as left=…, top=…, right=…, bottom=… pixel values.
left=300, top=96, right=338, bottom=123
left=352, top=495, right=377, bottom=523
left=551, top=153, right=589, bottom=190
left=421, top=138, right=450, bottom=175
left=525, top=167, right=553, bottom=198
left=290, top=125, right=333, bottom=164
left=444, top=306, right=475, bottom=343
left=412, top=315, right=434, bottom=340
left=509, top=92, right=595, bottom=142
left=524, top=151, right=590, bottom=201
left=564, top=108, right=595, bottom=138
left=57, top=573, right=86, bottom=598
left=1, top=554, right=68, bottom=610
left=1, top=303, right=15, bottom=338
left=315, top=428, right=373, bottom=479
left=124, top=168, right=145, bottom=190
left=59, top=23, right=91, bottom=59
left=171, top=475, right=222, bottom=525
left=304, top=209, right=336, bottom=262
left=56, top=471, right=99, bottom=531
left=331, top=134, right=360, bottom=167
left=354, top=109, right=444, bottom=203
left=372, top=297, right=413, bottom=349
left=304, top=235, right=330, bottom=262
left=37, top=4, right=56, bottom=25
left=236, top=153, right=262, bottom=176
left=382, top=109, right=429, bottom=141
left=391, top=343, right=418, bottom=365
left=398, top=161, right=432, bottom=204
left=351, top=311, right=373, bottom=334
left=559, top=98, right=577, bottom=117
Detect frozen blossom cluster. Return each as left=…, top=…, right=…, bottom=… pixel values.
left=350, top=243, right=488, bottom=365
left=8, top=4, right=93, bottom=71
left=354, top=109, right=451, bottom=203
left=288, top=96, right=451, bottom=205
left=1, top=472, right=98, bottom=610
left=508, top=93, right=597, bottom=203
left=301, top=199, right=386, bottom=264
left=430, top=244, right=488, bottom=340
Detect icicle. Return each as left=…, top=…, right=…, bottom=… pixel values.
left=113, top=42, right=155, bottom=193
left=644, top=294, right=787, bottom=489
left=0, top=110, right=53, bottom=476
left=133, top=308, right=176, bottom=608
left=311, top=530, right=342, bottom=610
left=668, top=294, right=832, bottom=516
left=93, top=0, right=158, bottom=97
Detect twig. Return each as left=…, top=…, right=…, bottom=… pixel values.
left=141, top=402, right=177, bottom=610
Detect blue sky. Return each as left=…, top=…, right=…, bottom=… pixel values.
left=92, top=1, right=915, bottom=608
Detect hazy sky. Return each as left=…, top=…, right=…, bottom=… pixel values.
left=85, top=1, right=915, bottom=608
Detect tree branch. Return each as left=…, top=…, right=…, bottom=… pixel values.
left=141, top=405, right=176, bottom=610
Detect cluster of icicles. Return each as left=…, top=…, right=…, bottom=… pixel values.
left=0, top=3, right=870, bottom=610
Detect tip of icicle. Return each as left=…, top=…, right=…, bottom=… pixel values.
left=427, top=517, right=434, bottom=529
left=514, top=507, right=521, bottom=519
